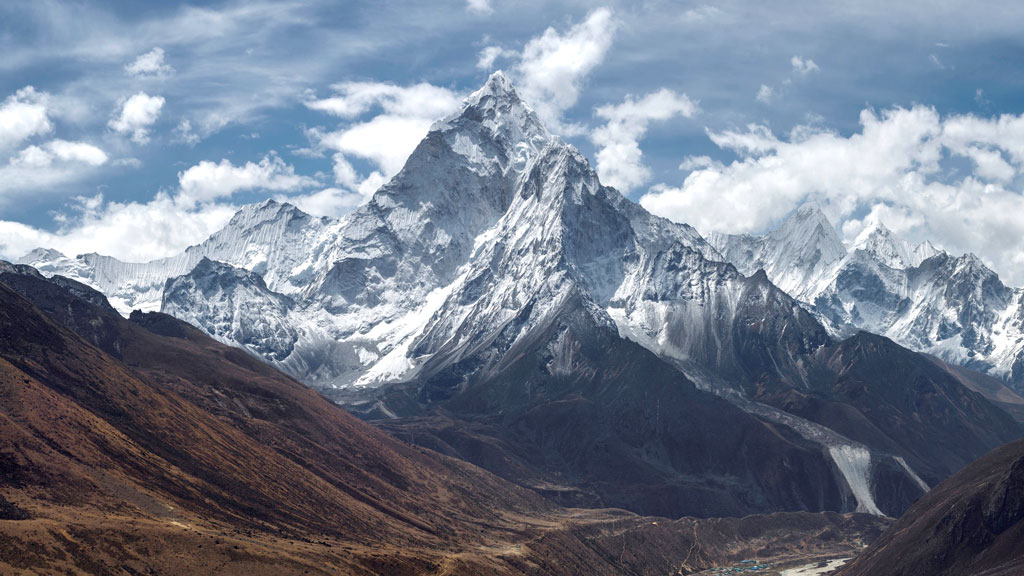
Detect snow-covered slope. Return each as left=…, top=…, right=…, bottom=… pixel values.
left=710, top=207, right=1024, bottom=387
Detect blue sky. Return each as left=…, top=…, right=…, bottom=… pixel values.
left=3, top=0, right=1024, bottom=281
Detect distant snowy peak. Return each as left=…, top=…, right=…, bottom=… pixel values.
left=768, top=203, right=847, bottom=270
left=17, top=198, right=338, bottom=315
left=709, top=203, right=846, bottom=298
left=163, top=257, right=298, bottom=363
left=853, top=221, right=941, bottom=270
left=18, top=247, right=66, bottom=266
left=710, top=204, right=945, bottom=299
left=711, top=204, right=1024, bottom=388
left=774, top=203, right=843, bottom=248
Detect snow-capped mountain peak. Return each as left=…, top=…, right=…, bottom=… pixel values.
left=16, top=73, right=999, bottom=517
left=852, top=221, right=940, bottom=269
left=709, top=202, right=846, bottom=299
left=445, top=70, right=548, bottom=139
left=426, top=70, right=553, bottom=184
left=19, top=247, right=67, bottom=264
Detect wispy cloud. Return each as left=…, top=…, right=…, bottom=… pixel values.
left=465, top=0, right=493, bottom=16
left=476, top=45, right=516, bottom=70
left=790, top=55, right=820, bottom=75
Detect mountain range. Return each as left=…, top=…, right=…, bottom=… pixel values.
left=711, top=204, right=1024, bottom=391
left=17, top=72, right=1024, bottom=522
left=0, top=255, right=891, bottom=574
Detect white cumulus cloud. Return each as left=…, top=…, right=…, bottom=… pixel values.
left=177, top=154, right=316, bottom=206
left=305, top=81, right=463, bottom=200
left=12, top=140, right=107, bottom=167
left=0, top=139, right=108, bottom=204
left=109, top=92, right=165, bottom=144
left=0, top=87, right=53, bottom=150
left=640, top=106, right=1024, bottom=284
left=0, top=194, right=236, bottom=264
left=125, top=47, right=174, bottom=77
left=276, top=187, right=365, bottom=219
left=514, top=8, right=618, bottom=134
left=592, top=89, right=698, bottom=192
left=306, top=81, right=460, bottom=121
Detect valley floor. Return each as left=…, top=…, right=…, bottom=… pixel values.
left=0, top=499, right=886, bottom=576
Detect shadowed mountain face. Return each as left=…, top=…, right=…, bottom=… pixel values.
left=838, top=438, right=1024, bottom=576
left=371, top=291, right=847, bottom=519
left=0, top=264, right=890, bottom=575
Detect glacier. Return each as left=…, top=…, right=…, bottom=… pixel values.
left=828, top=445, right=883, bottom=516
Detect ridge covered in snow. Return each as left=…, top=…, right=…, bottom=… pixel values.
left=710, top=206, right=1024, bottom=386
left=852, top=221, right=940, bottom=270
left=19, top=200, right=342, bottom=314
